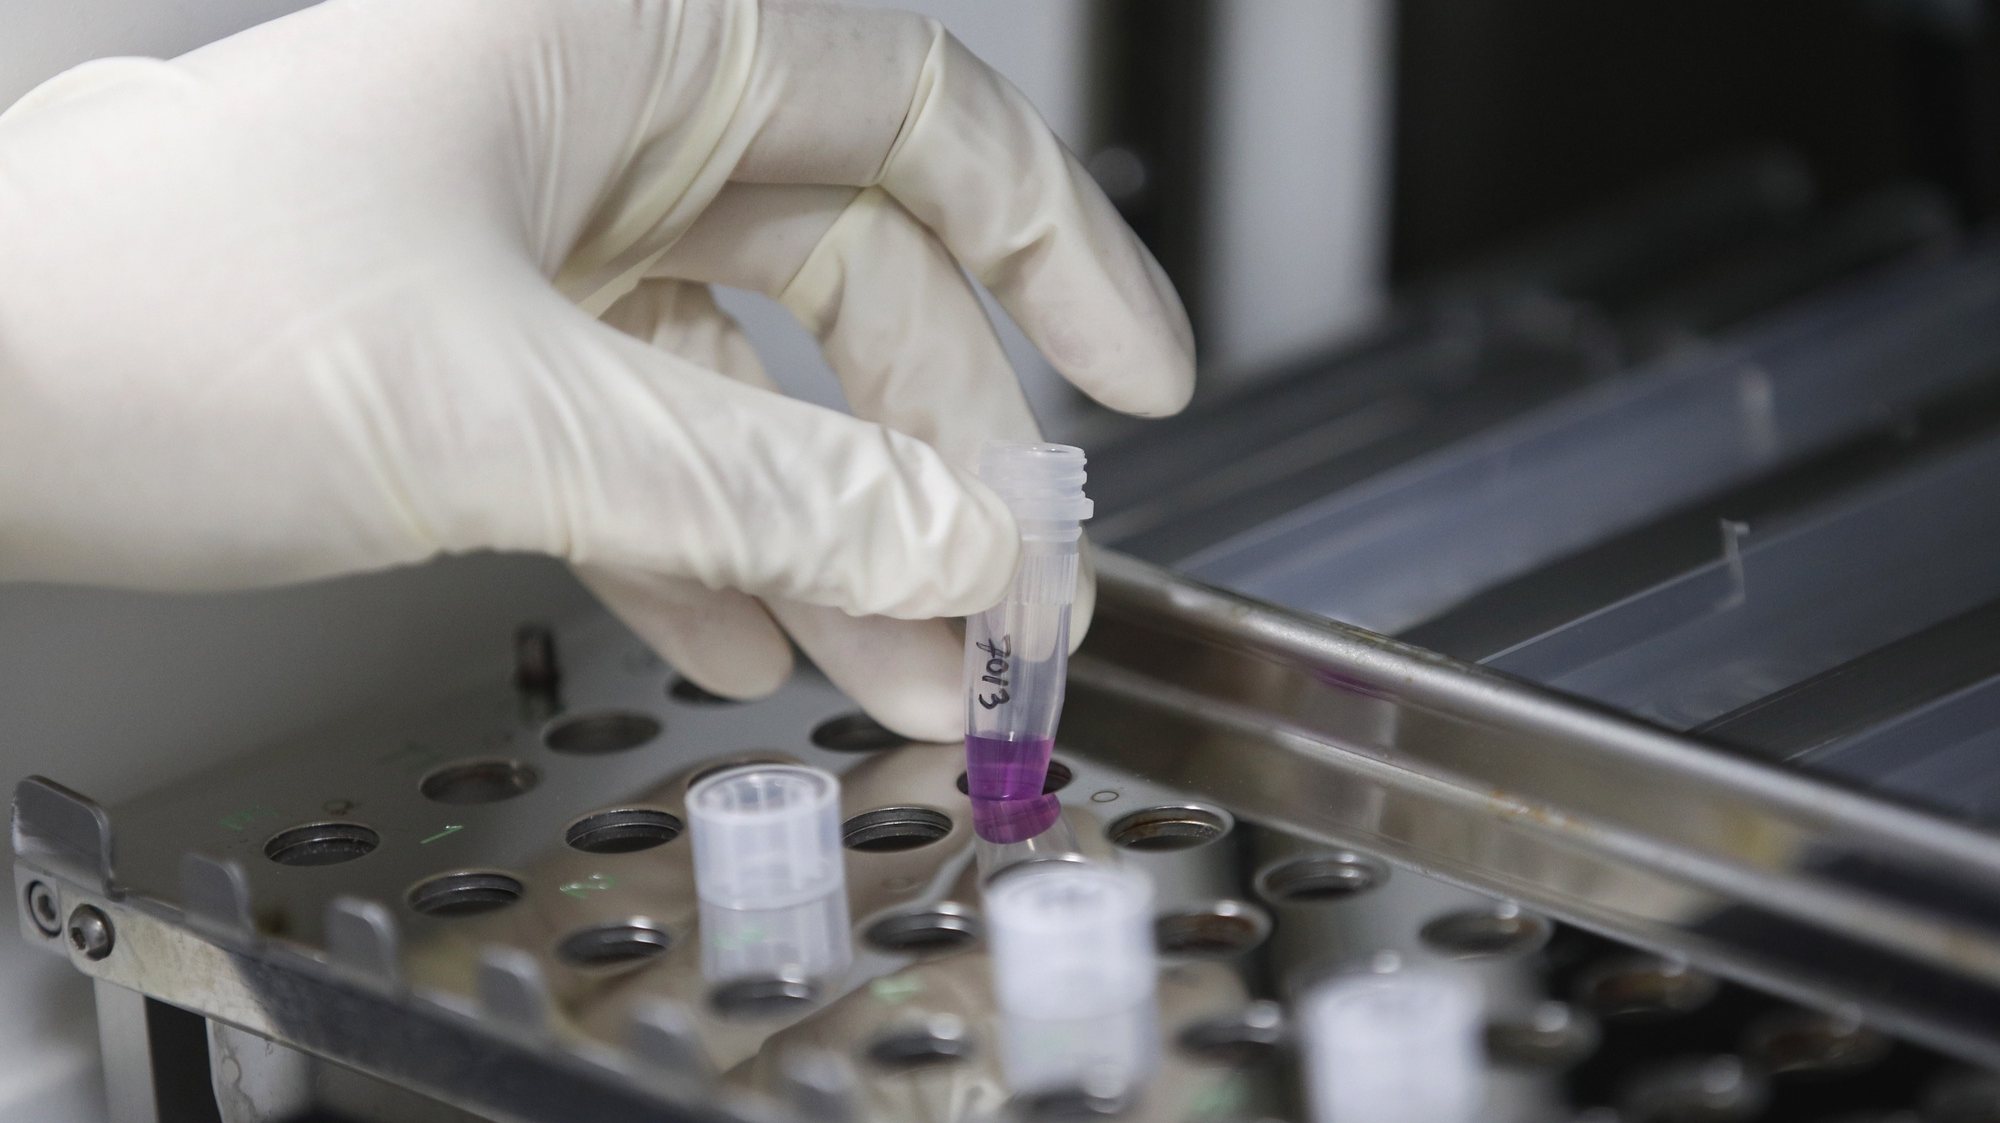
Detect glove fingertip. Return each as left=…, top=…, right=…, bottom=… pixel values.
left=1067, top=543, right=1097, bottom=655
left=676, top=647, right=794, bottom=702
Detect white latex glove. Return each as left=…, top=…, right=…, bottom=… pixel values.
left=0, top=0, right=1194, bottom=739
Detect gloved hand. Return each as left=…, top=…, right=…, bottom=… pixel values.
left=0, top=0, right=1194, bottom=739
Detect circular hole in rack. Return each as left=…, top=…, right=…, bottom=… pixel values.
left=1014, top=1086, right=1134, bottom=1121
left=556, top=921, right=672, bottom=969
left=710, top=973, right=820, bottom=1019
left=565, top=809, right=684, bottom=854
left=24, top=882, right=61, bottom=938
left=543, top=711, right=661, bottom=755
left=955, top=760, right=1074, bottom=796
left=684, top=756, right=794, bottom=791
left=1176, top=1001, right=1288, bottom=1066
left=1255, top=852, right=1388, bottom=903
left=866, top=1020, right=975, bottom=1070
left=1107, top=804, right=1232, bottom=852
left=843, top=807, right=954, bottom=853
left=1741, top=1010, right=1889, bottom=1078
left=1618, top=1055, right=1768, bottom=1123
left=667, top=676, right=739, bottom=705
left=811, top=712, right=913, bottom=753
left=263, top=822, right=380, bottom=867
left=1485, top=1002, right=1600, bottom=1069
left=1574, top=955, right=1720, bottom=1022
left=1419, top=904, right=1553, bottom=959
left=864, top=906, right=983, bottom=954
left=1154, top=901, right=1271, bottom=959
left=407, top=872, right=524, bottom=918
left=419, top=760, right=539, bottom=805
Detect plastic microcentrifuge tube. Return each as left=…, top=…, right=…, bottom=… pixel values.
left=964, top=441, right=1092, bottom=844
left=686, top=764, right=852, bottom=984
left=1300, top=968, right=1484, bottom=1123
left=985, top=863, right=1158, bottom=1094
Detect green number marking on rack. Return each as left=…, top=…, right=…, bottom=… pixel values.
left=218, top=805, right=279, bottom=832
left=559, top=872, right=615, bottom=899
left=869, top=976, right=925, bottom=1005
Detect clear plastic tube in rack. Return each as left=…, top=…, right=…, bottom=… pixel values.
left=685, top=763, right=852, bottom=984
left=964, top=442, right=1091, bottom=844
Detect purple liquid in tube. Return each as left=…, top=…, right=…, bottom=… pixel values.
left=966, top=733, right=1060, bottom=842
left=965, top=733, right=1054, bottom=799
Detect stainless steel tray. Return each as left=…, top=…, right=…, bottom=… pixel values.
left=16, top=555, right=2000, bottom=1122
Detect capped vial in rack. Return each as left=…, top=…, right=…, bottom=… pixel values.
left=1300, top=967, right=1484, bottom=1123
left=687, top=764, right=852, bottom=983
left=985, top=862, right=1158, bottom=1094
left=965, top=441, right=1091, bottom=844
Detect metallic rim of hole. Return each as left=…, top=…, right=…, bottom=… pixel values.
left=1175, top=1001, right=1289, bottom=1064
left=1254, top=852, right=1389, bottom=903
left=1574, top=955, right=1720, bottom=1021
left=1485, top=1002, right=1601, bottom=1069
left=710, top=973, right=819, bottom=1019
left=1418, top=904, right=1553, bottom=959
left=955, top=760, right=1074, bottom=796
left=1153, top=900, right=1272, bottom=959
left=1619, top=1056, right=1768, bottom=1122
left=565, top=808, right=684, bottom=854
left=407, top=871, right=525, bottom=917
left=542, top=711, right=662, bottom=755
left=865, top=1022, right=975, bottom=1069
left=667, top=675, right=738, bottom=705
left=1741, top=1010, right=1889, bottom=1076
left=1015, top=1085, right=1133, bottom=1120
left=1107, top=804, right=1232, bottom=851
left=262, top=821, right=381, bottom=867
left=982, top=854, right=1092, bottom=887
left=842, top=807, right=954, bottom=852
left=863, top=906, right=983, bottom=953
left=684, top=756, right=794, bottom=792
left=418, top=759, right=540, bottom=805
left=555, top=921, right=672, bottom=968
left=24, top=882, right=60, bottom=937
left=810, top=712, right=913, bottom=752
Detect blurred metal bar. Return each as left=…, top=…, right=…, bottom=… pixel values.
left=1490, top=432, right=2000, bottom=727
left=1177, top=243, right=2000, bottom=632
left=1696, top=598, right=2000, bottom=765
left=1070, top=551, right=2000, bottom=1066
left=95, top=982, right=225, bottom=1123
left=1400, top=379, right=2000, bottom=662
left=1812, top=678, right=2000, bottom=825
left=95, top=983, right=166, bottom=1123
left=1102, top=320, right=1604, bottom=562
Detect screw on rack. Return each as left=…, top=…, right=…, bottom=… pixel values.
left=24, top=881, right=61, bottom=937
left=67, top=905, right=114, bottom=961
left=513, top=623, right=562, bottom=723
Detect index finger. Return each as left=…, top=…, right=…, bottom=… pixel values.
left=733, top=1, right=1196, bottom=418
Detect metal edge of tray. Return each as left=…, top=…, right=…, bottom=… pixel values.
left=1069, top=550, right=2000, bottom=1067
left=6, top=860, right=759, bottom=1123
